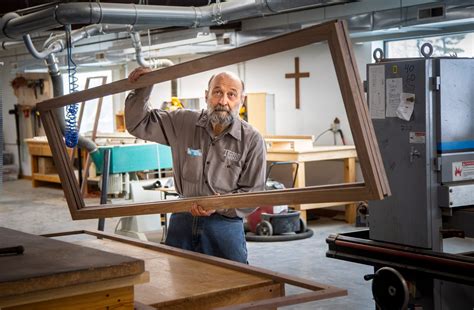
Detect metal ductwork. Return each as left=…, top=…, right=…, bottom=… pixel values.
left=345, top=1, right=474, bottom=39
left=0, top=0, right=354, bottom=41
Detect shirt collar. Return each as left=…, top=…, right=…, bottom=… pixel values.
left=197, top=110, right=242, bottom=141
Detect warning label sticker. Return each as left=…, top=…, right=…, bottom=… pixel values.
left=452, top=160, right=474, bottom=181
left=409, top=132, right=425, bottom=144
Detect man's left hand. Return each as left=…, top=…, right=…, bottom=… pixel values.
left=190, top=202, right=216, bottom=217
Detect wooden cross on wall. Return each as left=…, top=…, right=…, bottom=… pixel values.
left=285, top=57, right=310, bottom=109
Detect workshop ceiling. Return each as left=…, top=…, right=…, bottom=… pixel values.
left=0, top=1, right=212, bottom=16
left=1, top=0, right=473, bottom=70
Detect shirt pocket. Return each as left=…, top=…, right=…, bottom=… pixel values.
left=213, top=156, right=243, bottom=192
left=182, top=154, right=203, bottom=184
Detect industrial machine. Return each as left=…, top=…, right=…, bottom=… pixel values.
left=92, top=142, right=173, bottom=240
left=327, top=46, right=474, bottom=309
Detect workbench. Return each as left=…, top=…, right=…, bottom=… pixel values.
left=26, top=229, right=345, bottom=309
left=266, top=145, right=358, bottom=223
left=25, top=137, right=85, bottom=187
left=0, top=227, right=147, bottom=309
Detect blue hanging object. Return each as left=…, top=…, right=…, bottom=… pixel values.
left=64, top=24, right=79, bottom=148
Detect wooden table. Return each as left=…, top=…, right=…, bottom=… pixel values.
left=42, top=230, right=346, bottom=309
left=267, top=145, right=358, bottom=223
left=0, top=227, right=147, bottom=309
left=25, top=137, right=84, bottom=188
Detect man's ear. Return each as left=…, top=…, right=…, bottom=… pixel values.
left=241, top=95, right=247, bottom=106
left=205, top=90, right=209, bottom=100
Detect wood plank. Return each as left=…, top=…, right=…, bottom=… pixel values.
left=0, top=227, right=144, bottom=298
left=155, top=283, right=283, bottom=310
left=40, top=111, right=84, bottom=214
left=32, top=173, right=61, bottom=183
left=327, top=21, right=381, bottom=198
left=74, top=184, right=369, bottom=219
left=4, top=286, right=134, bottom=310
left=329, top=21, right=389, bottom=198
left=0, top=273, right=149, bottom=308
left=344, top=157, right=358, bottom=223
left=338, top=21, right=390, bottom=196
left=215, top=288, right=346, bottom=310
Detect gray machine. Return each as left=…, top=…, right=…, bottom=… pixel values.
left=370, top=55, right=474, bottom=249
left=327, top=47, right=474, bottom=310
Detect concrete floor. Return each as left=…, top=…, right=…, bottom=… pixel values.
left=0, top=179, right=375, bottom=309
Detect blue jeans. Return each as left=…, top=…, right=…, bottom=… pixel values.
left=165, top=212, right=248, bottom=264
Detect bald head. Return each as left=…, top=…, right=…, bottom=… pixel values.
left=207, top=71, right=245, bottom=96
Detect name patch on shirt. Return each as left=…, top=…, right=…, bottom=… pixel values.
left=224, top=149, right=241, bottom=162
left=187, top=148, right=202, bottom=157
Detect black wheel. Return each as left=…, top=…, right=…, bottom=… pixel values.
left=372, top=267, right=409, bottom=310
left=298, top=218, right=307, bottom=233
left=246, top=228, right=313, bottom=242
left=256, top=220, right=273, bottom=236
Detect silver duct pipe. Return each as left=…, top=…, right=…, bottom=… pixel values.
left=0, top=0, right=353, bottom=41
left=129, top=31, right=174, bottom=68
left=23, top=24, right=133, bottom=60
left=130, top=31, right=176, bottom=95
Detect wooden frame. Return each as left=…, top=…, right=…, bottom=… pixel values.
left=36, top=19, right=390, bottom=220
left=44, top=230, right=347, bottom=309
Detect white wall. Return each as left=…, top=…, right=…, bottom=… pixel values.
left=139, top=42, right=372, bottom=146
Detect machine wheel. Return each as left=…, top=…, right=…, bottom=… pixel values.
left=256, top=220, right=273, bottom=236
left=371, top=267, right=409, bottom=310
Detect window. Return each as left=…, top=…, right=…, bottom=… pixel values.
left=385, top=32, right=474, bottom=58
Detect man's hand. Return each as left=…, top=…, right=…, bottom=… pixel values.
left=128, top=67, right=152, bottom=83
left=190, top=202, right=216, bottom=217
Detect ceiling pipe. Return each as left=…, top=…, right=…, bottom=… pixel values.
left=130, top=30, right=176, bottom=96
left=130, top=31, right=174, bottom=68
left=0, top=0, right=353, bottom=41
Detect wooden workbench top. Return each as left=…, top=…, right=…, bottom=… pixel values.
left=0, top=227, right=144, bottom=298
left=73, top=238, right=276, bottom=307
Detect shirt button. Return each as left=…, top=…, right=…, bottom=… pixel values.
left=205, top=180, right=208, bottom=184
left=206, top=161, right=210, bottom=165
left=227, top=165, right=230, bottom=168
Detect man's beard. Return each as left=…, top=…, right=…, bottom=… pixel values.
left=207, top=104, right=238, bottom=128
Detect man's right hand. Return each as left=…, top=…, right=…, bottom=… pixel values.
left=128, top=67, right=152, bottom=83
left=190, top=202, right=216, bottom=217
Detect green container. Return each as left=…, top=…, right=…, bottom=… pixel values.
left=94, top=143, right=172, bottom=174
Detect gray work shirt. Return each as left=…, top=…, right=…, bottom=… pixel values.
left=124, top=86, right=266, bottom=218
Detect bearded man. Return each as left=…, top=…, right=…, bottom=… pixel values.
left=125, top=68, right=266, bottom=263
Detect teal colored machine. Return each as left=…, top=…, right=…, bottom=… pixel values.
left=89, top=143, right=173, bottom=240
left=91, top=143, right=173, bottom=175
left=89, top=142, right=173, bottom=196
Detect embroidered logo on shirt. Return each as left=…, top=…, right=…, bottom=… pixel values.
left=187, top=148, right=202, bottom=157
left=224, top=149, right=241, bottom=162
